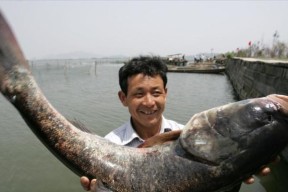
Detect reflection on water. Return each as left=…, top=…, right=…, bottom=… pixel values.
left=0, top=61, right=287, bottom=191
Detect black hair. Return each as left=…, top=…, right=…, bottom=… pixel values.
left=119, top=56, right=168, bottom=95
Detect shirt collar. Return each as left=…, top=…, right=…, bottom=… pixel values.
left=122, top=116, right=170, bottom=146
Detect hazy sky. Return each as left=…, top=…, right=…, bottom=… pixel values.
left=0, top=1, right=287, bottom=59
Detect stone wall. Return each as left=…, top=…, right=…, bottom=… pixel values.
left=225, top=57, right=288, bottom=100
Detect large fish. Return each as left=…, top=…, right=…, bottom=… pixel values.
left=1, top=12, right=288, bottom=192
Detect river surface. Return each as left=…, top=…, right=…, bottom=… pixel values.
left=0, top=61, right=287, bottom=192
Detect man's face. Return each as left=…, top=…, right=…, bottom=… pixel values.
left=119, top=74, right=167, bottom=131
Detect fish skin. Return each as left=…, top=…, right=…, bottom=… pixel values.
left=1, top=11, right=288, bottom=192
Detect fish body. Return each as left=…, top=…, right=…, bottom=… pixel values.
left=1, top=12, right=288, bottom=192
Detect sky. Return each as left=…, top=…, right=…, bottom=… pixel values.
left=0, top=1, right=287, bottom=59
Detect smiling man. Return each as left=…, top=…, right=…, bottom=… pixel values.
left=105, top=56, right=183, bottom=147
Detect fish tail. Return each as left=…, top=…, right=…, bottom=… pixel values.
left=0, top=11, right=30, bottom=98
left=0, top=12, right=30, bottom=75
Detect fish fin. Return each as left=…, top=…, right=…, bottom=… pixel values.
left=69, top=118, right=95, bottom=134
left=138, top=130, right=182, bottom=148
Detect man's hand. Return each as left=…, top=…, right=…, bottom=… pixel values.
left=244, top=167, right=271, bottom=184
left=80, top=176, right=97, bottom=192
left=243, top=156, right=280, bottom=184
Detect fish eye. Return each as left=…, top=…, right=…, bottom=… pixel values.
left=252, top=107, right=275, bottom=125
left=242, top=104, right=273, bottom=127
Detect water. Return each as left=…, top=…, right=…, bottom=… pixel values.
left=0, top=61, right=287, bottom=192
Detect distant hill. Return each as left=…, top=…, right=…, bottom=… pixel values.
left=40, top=51, right=128, bottom=60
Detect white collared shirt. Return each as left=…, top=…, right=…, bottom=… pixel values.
left=105, top=116, right=184, bottom=147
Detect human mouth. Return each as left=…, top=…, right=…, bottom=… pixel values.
left=139, top=110, right=157, bottom=115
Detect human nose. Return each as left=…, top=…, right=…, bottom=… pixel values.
left=142, top=93, right=156, bottom=106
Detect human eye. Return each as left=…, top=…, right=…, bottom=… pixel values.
left=152, top=90, right=162, bottom=97
left=134, top=91, right=143, bottom=98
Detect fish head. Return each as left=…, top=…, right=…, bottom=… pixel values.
left=179, top=94, right=288, bottom=166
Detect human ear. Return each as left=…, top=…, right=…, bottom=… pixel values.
left=118, top=91, right=128, bottom=106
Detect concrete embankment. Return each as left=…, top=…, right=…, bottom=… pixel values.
left=225, top=57, right=288, bottom=100
left=225, top=57, right=288, bottom=161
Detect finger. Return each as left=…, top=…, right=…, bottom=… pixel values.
left=80, top=176, right=90, bottom=191
left=259, top=167, right=271, bottom=176
left=90, top=179, right=97, bottom=192
left=244, top=176, right=255, bottom=185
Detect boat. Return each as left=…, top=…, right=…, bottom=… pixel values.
left=168, top=67, right=225, bottom=74
left=167, top=62, right=225, bottom=74
left=162, top=53, right=188, bottom=66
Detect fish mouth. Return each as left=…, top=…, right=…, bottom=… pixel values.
left=267, top=94, right=288, bottom=115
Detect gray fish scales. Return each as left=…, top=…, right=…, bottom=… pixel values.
left=1, top=12, right=288, bottom=192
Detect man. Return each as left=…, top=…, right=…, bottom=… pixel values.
left=81, top=56, right=272, bottom=191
